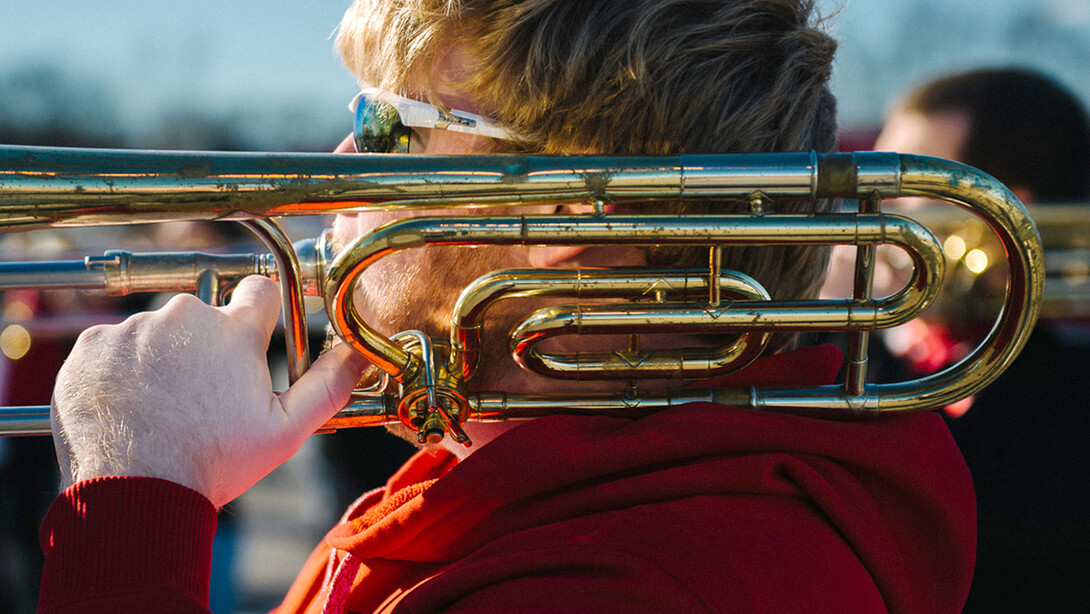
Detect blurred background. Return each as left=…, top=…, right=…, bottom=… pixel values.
left=1, top=0, right=1088, bottom=612
left=0, top=0, right=353, bottom=152
left=4, top=0, right=1089, bottom=151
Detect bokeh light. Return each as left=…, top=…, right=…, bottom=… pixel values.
left=0, top=324, right=31, bottom=360
left=965, top=249, right=989, bottom=274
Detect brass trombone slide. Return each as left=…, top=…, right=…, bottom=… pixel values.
left=0, top=146, right=1044, bottom=440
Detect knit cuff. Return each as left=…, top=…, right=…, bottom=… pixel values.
left=38, top=476, right=217, bottom=613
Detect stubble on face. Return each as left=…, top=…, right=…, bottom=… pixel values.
left=326, top=222, right=534, bottom=447
left=330, top=218, right=523, bottom=340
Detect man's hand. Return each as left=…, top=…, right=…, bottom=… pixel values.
left=51, top=275, right=368, bottom=508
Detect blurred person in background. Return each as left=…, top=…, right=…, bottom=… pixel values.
left=874, top=67, right=1090, bottom=612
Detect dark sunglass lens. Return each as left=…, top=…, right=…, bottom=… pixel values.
left=354, top=95, right=411, bottom=153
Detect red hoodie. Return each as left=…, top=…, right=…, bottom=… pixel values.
left=39, top=345, right=975, bottom=613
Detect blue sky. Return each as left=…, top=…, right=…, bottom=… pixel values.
left=2, top=0, right=1089, bottom=148
left=823, top=0, right=1090, bottom=127
left=1, top=1, right=355, bottom=148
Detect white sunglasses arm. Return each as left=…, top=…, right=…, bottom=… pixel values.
left=360, top=88, right=514, bottom=140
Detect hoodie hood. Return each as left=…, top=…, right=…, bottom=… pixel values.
left=282, top=344, right=974, bottom=613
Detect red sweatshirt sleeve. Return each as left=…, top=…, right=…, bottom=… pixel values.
left=38, top=476, right=218, bottom=614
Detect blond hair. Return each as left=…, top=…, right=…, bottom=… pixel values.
left=338, top=0, right=837, bottom=308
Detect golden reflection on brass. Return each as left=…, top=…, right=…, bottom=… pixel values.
left=0, top=148, right=1044, bottom=440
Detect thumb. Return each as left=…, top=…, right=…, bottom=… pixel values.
left=277, top=342, right=370, bottom=434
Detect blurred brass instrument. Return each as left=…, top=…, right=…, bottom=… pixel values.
left=905, top=205, right=1090, bottom=321
left=0, top=146, right=1044, bottom=445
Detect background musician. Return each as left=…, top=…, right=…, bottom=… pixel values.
left=874, top=67, right=1090, bottom=612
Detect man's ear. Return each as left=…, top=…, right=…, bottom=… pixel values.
left=527, top=202, right=618, bottom=268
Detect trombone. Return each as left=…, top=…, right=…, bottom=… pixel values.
left=0, top=146, right=1044, bottom=445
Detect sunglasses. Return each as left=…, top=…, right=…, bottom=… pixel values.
left=350, top=88, right=515, bottom=153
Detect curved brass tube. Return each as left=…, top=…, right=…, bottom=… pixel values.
left=238, top=218, right=310, bottom=383
left=0, top=148, right=1044, bottom=436
left=750, top=155, right=1044, bottom=414
left=453, top=268, right=771, bottom=381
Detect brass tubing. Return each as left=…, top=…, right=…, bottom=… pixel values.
left=322, top=395, right=398, bottom=430
left=0, top=146, right=678, bottom=227
left=239, top=218, right=310, bottom=383
left=2, top=391, right=761, bottom=435
left=0, top=150, right=1043, bottom=435
left=328, top=388, right=757, bottom=428
left=0, top=248, right=325, bottom=297
left=1, top=146, right=895, bottom=229
left=867, top=154, right=1043, bottom=411
left=0, top=260, right=109, bottom=289
left=906, top=203, right=1090, bottom=249
left=845, top=195, right=880, bottom=396
left=95, top=251, right=272, bottom=297
left=749, top=155, right=1044, bottom=413
left=452, top=268, right=770, bottom=380
left=888, top=204, right=1090, bottom=318
left=0, top=407, right=51, bottom=436
left=0, top=252, right=271, bottom=293
left=323, top=387, right=758, bottom=431
left=195, top=269, right=222, bottom=304
left=512, top=314, right=768, bottom=380
left=467, top=388, right=758, bottom=421
left=326, top=213, right=944, bottom=383
left=709, top=246, right=723, bottom=306
left=508, top=291, right=935, bottom=380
